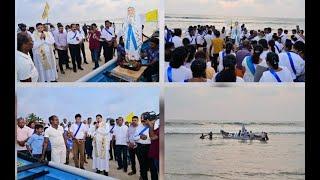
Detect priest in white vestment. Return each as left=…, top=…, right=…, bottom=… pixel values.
left=31, top=23, right=58, bottom=82
left=92, top=114, right=110, bottom=176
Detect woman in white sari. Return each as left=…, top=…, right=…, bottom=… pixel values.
left=92, top=114, right=110, bottom=176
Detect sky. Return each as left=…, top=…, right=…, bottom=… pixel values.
left=166, top=0, right=305, bottom=19
left=17, top=87, right=160, bottom=123
left=16, top=0, right=159, bottom=26
left=165, top=85, right=305, bottom=122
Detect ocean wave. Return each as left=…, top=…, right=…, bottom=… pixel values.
left=165, top=121, right=303, bottom=126
left=165, top=172, right=232, bottom=179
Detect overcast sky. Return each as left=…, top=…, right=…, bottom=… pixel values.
left=17, top=87, right=159, bottom=123
left=165, top=85, right=305, bottom=122
left=16, top=0, right=159, bottom=26
left=166, top=0, right=305, bottom=19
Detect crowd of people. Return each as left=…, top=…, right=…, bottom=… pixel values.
left=16, top=20, right=159, bottom=82
left=165, top=22, right=305, bottom=82
left=17, top=112, right=159, bottom=180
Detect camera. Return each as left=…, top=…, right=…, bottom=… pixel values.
left=142, top=111, right=159, bottom=121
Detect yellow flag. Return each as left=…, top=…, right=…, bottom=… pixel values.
left=125, top=112, right=135, bottom=123
left=145, top=9, right=158, bottom=22
left=42, top=2, right=50, bottom=20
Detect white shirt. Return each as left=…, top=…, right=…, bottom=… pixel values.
left=196, top=34, right=204, bottom=45
left=186, top=35, right=196, bottom=45
left=275, top=41, right=283, bottom=53
left=113, top=125, right=128, bottom=146
left=278, top=51, right=305, bottom=79
left=133, top=124, right=151, bottom=144
left=70, top=123, right=88, bottom=140
left=265, top=33, right=273, bottom=42
left=259, top=66, right=293, bottom=82
left=171, top=36, right=183, bottom=48
left=16, top=51, right=39, bottom=82
left=260, top=50, right=270, bottom=63
left=165, top=65, right=193, bottom=82
left=242, top=56, right=267, bottom=82
left=204, top=34, right=213, bottom=48
left=101, top=27, right=115, bottom=41
left=67, top=30, right=83, bottom=44
left=44, top=126, right=65, bottom=148
left=279, top=32, right=288, bottom=44
left=17, top=125, right=33, bottom=151
left=217, top=50, right=236, bottom=72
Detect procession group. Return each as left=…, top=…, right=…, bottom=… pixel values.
left=165, top=22, right=305, bottom=82
left=17, top=113, right=159, bottom=180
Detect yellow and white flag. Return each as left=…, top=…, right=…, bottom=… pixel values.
left=42, top=2, right=50, bottom=20
left=145, top=9, right=158, bottom=22
left=125, top=112, right=135, bottom=123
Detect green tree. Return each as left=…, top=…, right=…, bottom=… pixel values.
left=26, top=113, right=43, bottom=123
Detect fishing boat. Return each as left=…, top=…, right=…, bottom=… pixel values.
left=220, top=130, right=269, bottom=141
left=77, top=33, right=159, bottom=82
left=17, top=152, right=115, bottom=180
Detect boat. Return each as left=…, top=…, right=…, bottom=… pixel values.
left=17, top=151, right=115, bottom=180
left=77, top=34, right=159, bottom=82
left=220, top=130, right=269, bottom=141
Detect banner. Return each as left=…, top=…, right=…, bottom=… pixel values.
left=125, top=112, right=134, bottom=123
left=42, top=2, right=50, bottom=20
left=145, top=9, right=158, bottom=22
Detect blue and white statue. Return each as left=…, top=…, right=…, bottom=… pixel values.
left=123, top=6, right=142, bottom=61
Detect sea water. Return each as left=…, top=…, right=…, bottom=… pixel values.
left=165, top=14, right=305, bottom=34
left=165, top=120, right=305, bottom=180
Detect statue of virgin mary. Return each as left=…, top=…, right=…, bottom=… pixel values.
left=123, top=6, right=143, bottom=61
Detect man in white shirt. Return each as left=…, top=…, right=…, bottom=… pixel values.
left=134, top=113, right=151, bottom=180
left=70, top=114, right=88, bottom=169
left=278, top=28, right=288, bottom=45
left=278, top=40, right=305, bottom=81
left=186, top=28, right=196, bottom=45
left=16, top=34, right=39, bottom=82
left=76, top=24, right=88, bottom=64
left=31, top=23, right=58, bottom=82
left=101, top=20, right=115, bottom=63
left=41, top=115, right=66, bottom=164
left=17, top=117, right=33, bottom=153
left=171, top=28, right=183, bottom=48
left=67, top=24, right=84, bottom=72
left=113, top=117, right=129, bottom=172
left=204, top=30, right=213, bottom=55
left=127, top=116, right=139, bottom=175
left=265, top=27, right=273, bottom=42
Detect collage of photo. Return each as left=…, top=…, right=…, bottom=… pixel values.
left=15, top=0, right=305, bottom=180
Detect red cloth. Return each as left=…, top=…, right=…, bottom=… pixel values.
left=89, top=31, right=101, bottom=49
left=148, top=128, right=159, bottom=160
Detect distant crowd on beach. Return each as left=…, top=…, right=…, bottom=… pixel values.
left=16, top=20, right=159, bottom=82
left=165, top=22, right=305, bottom=82
left=17, top=112, right=159, bottom=180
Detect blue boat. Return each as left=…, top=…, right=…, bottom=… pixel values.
left=17, top=152, right=116, bottom=180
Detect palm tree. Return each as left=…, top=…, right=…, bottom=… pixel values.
left=26, top=113, right=43, bottom=123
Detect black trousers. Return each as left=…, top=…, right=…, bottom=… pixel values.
left=101, top=41, right=114, bottom=62
left=211, top=53, right=219, bottom=72
left=115, top=145, right=128, bottom=170
left=80, top=43, right=87, bottom=61
left=29, top=50, right=33, bottom=61
left=57, top=49, right=70, bottom=71
left=144, top=62, right=159, bottom=82
left=85, top=136, right=93, bottom=158
left=69, top=44, right=82, bottom=70
left=136, top=143, right=154, bottom=180
left=109, top=140, right=116, bottom=160
left=129, top=147, right=137, bottom=173
left=45, top=150, right=51, bottom=161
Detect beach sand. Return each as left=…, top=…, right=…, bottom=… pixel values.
left=56, top=41, right=112, bottom=82
left=68, top=153, right=143, bottom=180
